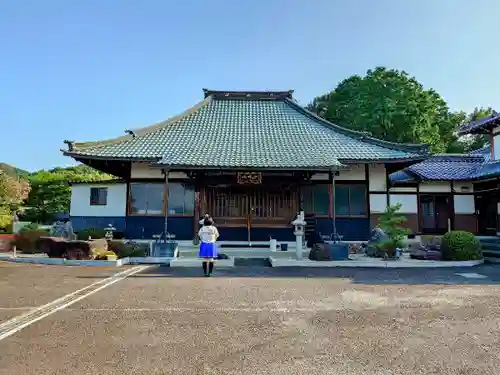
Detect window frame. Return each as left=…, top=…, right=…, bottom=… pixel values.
left=127, top=181, right=195, bottom=217
left=301, top=184, right=330, bottom=217
left=334, top=183, right=368, bottom=218
left=89, top=187, right=108, bottom=206
left=166, top=182, right=195, bottom=216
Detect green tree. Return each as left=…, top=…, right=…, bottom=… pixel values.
left=0, top=171, right=30, bottom=227
left=377, top=203, right=409, bottom=248
left=23, top=165, right=111, bottom=224
left=307, top=67, right=457, bottom=153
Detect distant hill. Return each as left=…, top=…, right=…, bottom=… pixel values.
left=0, top=163, right=28, bottom=177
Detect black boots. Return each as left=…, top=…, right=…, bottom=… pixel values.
left=202, top=261, right=214, bottom=277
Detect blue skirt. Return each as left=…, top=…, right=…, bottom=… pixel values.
left=199, top=242, right=218, bottom=258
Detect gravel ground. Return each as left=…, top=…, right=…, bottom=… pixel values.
left=1, top=265, right=500, bottom=374
left=0, top=261, right=121, bottom=314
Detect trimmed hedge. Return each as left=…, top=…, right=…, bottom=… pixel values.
left=12, top=225, right=50, bottom=253
left=107, top=241, right=147, bottom=258
left=441, top=231, right=482, bottom=261
left=76, top=228, right=106, bottom=240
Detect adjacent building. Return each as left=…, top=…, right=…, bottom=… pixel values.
left=389, top=112, right=500, bottom=236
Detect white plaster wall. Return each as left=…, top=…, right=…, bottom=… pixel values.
left=419, top=182, right=451, bottom=193
left=389, top=186, right=417, bottom=193
left=453, top=181, right=474, bottom=193
left=311, top=173, right=329, bottom=181
left=368, top=163, right=386, bottom=191
left=130, top=163, right=187, bottom=179
left=494, top=135, right=500, bottom=160
left=337, top=164, right=365, bottom=180
left=389, top=194, right=418, bottom=213
left=369, top=194, right=387, bottom=213
left=70, top=183, right=127, bottom=217
left=454, top=195, right=475, bottom=214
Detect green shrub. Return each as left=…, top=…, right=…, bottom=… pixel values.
left=20, top=222, right=41, bottom=232
left=376, top=239, right=398, bottom=258
left=378, top=203, right=409, bottom=248
left=76, top=227, right=106, bottom=240
left=12, top=228, right=50, bottom=253
left=441, top=231, right=482, bottom=261
left=108, top=240, right=147, bottom=258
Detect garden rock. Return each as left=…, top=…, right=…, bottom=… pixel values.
left=308, top=243, right=333, bottom=261
left=365, top=228, right=389, bottom=257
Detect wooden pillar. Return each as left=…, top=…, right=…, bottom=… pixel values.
left=365, top=164, right=371, bottom=222
left=328, top=178, right=334, bottom=219
left=163, top=169, right=170, bottom=238
left=194, top=187, right=200, bottom=238
left=385, top=163, right=390, bottom=207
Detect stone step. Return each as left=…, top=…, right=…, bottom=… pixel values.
left=177, top=247, right=308, bottom=259
left=170, top=257, right=235, bottom=268
left=478, top=237, right=500, bottom=244
left=484, top=257, right=500, bottom=264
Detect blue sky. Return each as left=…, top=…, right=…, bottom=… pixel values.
left=1, top=0, right=499, bottom=171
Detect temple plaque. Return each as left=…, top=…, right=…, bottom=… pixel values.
left=237, top=172, right=262, bottom=185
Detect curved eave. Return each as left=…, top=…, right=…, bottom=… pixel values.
left=64, top=96, right=212, bottom=154
left=340, top=156, right=428, bottom=164
left=458, top=114, right=500, bottom=136
left=61, top=150, right=159, bottom=162
left=285, top=98, right=429, bottom=156
left=150, top=163, right=348, bottom=172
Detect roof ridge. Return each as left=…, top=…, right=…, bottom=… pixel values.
left=65, top=96, right=213, bottom=152
left=283, top=98, right=429, bottom=155
left=203, top=89, right=294, bottom=100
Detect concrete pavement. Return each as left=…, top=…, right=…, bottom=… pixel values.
left=1, top=264, right=500, bottom=374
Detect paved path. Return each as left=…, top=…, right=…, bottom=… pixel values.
left=1, top=264, right=500, bottom=374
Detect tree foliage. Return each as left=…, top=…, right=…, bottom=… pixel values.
left=307, top=67, right=491, bottom=153
left=0, top=171, right=30, bottom=227
left=23, top=165, right=111, bottom=224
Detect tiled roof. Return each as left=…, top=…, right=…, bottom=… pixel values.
left=458, top=111, right=500, bottom=135
left=63, top=90, right=428, bottom=169
left=389, top=146, right=500, bottom=182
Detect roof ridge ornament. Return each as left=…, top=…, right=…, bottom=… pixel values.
left=202, top=89, right=294, bottom=100
left=63, top=140, right=74, bottom=151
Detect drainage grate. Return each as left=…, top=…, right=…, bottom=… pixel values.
left=234, top=258, right=272, bottom=267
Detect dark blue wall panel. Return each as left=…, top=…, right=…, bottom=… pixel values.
left=125, top=216, right=194, bottom=240
left=70, top=216, right=370, bottom=241
left=217, top=227, right=295, bottom=242
left=70, top=216, right=194, bottom=241
left=315, top=218, right=370, bottom=241
left=71, top=217, right=126, bottom=232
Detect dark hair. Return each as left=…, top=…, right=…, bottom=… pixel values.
left=203, top=217, right=213, bottom=226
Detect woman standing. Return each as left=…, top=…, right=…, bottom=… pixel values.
left=198, top=216, right=219, bottom=276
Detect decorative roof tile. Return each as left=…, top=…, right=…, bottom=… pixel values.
left=63, top=90, right=428, bottom=169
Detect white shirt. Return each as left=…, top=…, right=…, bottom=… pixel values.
left=198, top=225, right=219, bottom=243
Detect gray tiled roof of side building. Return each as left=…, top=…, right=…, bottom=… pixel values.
left=389, top=147, right=500, bottom=182
left=63, top=90, right=428, bottom=169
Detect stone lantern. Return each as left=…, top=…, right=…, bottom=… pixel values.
left=291, top=211, right=306, bottom=260
left=104, top=224, right=116, bottom=240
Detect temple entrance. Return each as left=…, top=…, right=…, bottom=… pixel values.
left=202, top=186, right=298, bottom=243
